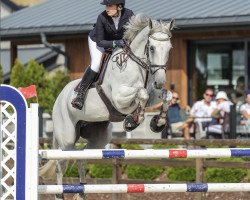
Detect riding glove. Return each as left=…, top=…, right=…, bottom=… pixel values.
left=114, top=39, right=125, bottom=48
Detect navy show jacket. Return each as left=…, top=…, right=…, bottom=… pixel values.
left=89, top=8, right=134, bottom=49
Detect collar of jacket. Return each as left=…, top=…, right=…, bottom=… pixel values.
left=104, top=9, right=127, bottom=32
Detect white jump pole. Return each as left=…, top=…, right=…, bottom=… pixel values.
left=39, top=148, right=250, bottom=160
left=38, top=183, right=250, bottom=194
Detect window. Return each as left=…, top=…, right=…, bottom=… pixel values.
left=189, top=41, right=247, bottom=104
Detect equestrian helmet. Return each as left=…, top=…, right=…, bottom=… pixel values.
left=100, top=0, right=125, bottom=6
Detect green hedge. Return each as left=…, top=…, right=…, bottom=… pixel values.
left=125, top=165, right=164, bottom=180
left=168, top=166, right=196, bottom=182
left=89, top=164, right=113, bottom=178
left=205, top=168, right=246, bottom=182
left=64, top=162, right=248, bottom=182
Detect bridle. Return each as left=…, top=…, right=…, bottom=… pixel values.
left=112, top=30, right=171, bottom=87
left=144, top=32, right=171, bottom=74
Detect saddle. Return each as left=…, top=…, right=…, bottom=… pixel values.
left=74, top=50, right=126, bottom=122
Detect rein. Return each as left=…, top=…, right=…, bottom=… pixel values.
left=112, top=32, right=170, bottom=88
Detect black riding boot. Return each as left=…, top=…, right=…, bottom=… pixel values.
left=71, top=67, right=98, bottom=110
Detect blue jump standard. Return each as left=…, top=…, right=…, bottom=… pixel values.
left=0, top=85, right=27, bottom=200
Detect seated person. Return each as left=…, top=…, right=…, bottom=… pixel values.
left=230, top=76, right=245, bottom=107
left=183, top=88, right=216, bottom=138
left=147, top=91, right=191, bottom=139
left=240, top=90, right=250, bottom=128
left=210, top=91, right=233, bottom=134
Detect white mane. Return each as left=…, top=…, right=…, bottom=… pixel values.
left=124, top=13, right=173, bottom=42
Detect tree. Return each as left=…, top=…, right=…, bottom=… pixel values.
left=10, top=59, right=70, bottom=113
left=10, top=60, right=26, bottom=87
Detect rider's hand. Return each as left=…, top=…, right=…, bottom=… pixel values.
left=114, top=39, right=125, bottom=48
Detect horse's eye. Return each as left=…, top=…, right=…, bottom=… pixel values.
left=150, top=46, right=154, bottom=53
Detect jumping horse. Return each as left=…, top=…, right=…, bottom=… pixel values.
left=39, top=14, right=174, bottom=200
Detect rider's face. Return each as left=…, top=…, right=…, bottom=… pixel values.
left=106, top=4, right=119, bottom=17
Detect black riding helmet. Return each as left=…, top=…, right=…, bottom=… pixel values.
left=100, top=0, right=125, bottom=6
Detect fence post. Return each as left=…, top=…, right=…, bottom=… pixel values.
left=229, top=105, right=237, bottom=139
left=112, top=144, right=122, bottom=200
left=196, top=158, right=206, bottom=200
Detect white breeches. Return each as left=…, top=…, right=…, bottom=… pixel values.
left=88, top=36, right=104, bottom=73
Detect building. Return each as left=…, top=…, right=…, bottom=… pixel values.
left=11, top=0, right=44, bottom=6
left=1, top=0, right=250, bottom=105
left=0, top=0, right=23, bottom=18
left=0, top=0, right=64, bottom=83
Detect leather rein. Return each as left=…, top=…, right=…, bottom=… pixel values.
left=115, top=32, right=171, bottom=88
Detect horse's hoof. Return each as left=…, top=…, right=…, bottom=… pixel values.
left=150, top=115, right=165, bottom=133
left=55, top=193, right=65, bottom=200
left=123, top=115, right=139, bottom=132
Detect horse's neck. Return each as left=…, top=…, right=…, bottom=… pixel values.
left=129, top=26, right=150, bottom=58
left=101, top=27, right=150, bottom=90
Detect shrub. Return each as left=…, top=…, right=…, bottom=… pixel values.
left=64, top=163, right=91, bottom=178
left=10, top=60, right=26, bottom=87
left=89, top=164, right=113, bottom=178
left=205, top=158, right=247, bottom=182
left=125, top=165, right=164, bottom=180
left=64, top=163, right=79, bottom=177
left=167, top=166, right=196, bottom=182
left=152, top=144, right=178, bottom=149
left=205, top=167, right=246, bottom=182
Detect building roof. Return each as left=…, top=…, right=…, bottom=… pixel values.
left=1, top=47, right=59, bottom=82
left=1, top=0, right=250, bottom=39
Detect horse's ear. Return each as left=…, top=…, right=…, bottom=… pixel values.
left=168, top=18, right=175, bottom=30
left=149, top=19, right=153, bottom=29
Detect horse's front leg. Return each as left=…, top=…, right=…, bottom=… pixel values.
left=150, top=89, right=173, bottom=133
left=124, top=87, right=149, bottom=131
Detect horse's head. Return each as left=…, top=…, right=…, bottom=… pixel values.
left=147, top=19, right=175, bottom=89
left=123, top=14, right=175, bottom=89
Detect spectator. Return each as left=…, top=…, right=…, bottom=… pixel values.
left=182, top=88, right=216, bottom=138
left=211, top=91, right=233, bottom=134
left=240, top=90, right=250, bottom=127
left=148, top=91, right=191, bottom=139
left=231, top=76, right=245, bottom=107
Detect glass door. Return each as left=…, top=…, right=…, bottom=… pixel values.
left=189, top=41, right=245, bottom=104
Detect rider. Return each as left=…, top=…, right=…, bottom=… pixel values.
left=71, top=0, right=134, bottom=110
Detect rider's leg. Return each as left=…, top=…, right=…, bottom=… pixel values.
left=71, top=36, right=104, bottom=110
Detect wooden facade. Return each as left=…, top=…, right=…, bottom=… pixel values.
left=8, top=27, right=250, bottom=106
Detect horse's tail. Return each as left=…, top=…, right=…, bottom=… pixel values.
left=39, top=136, right=59, bottom=180
left=39, top=160, right=57, bottom=180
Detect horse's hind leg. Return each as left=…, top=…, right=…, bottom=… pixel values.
left=53, top=120, right=75, bottom=199
left=71, top=160, right=87, bottom=200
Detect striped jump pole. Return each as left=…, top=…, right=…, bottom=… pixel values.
left=39, top=148, right=250, bottom=160
left=38, top=183, right=250, bottom=194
